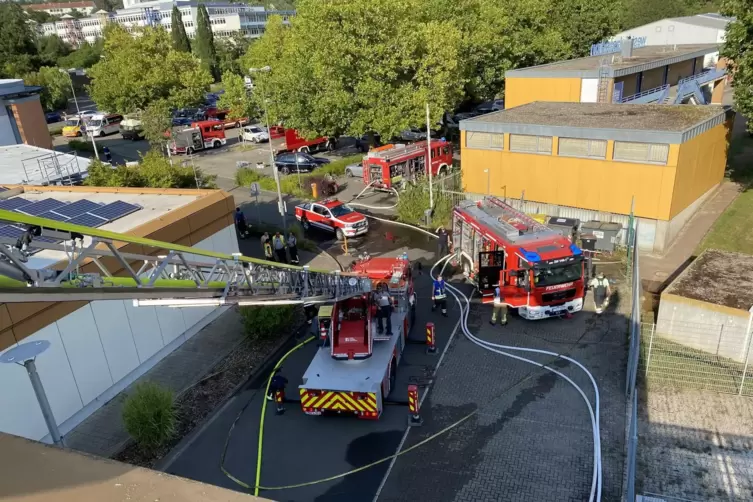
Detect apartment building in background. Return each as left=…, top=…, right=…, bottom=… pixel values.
left=24, top=1, right=96, bottom=17
left=36, top=0, right=295, bottom=46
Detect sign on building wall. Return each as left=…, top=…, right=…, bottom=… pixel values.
left=590, top=37, right=647, bottom=57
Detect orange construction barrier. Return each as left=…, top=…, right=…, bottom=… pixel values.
left=426, top=322, right=436, bottom=354
left=408, top=384, right=423, bottom=426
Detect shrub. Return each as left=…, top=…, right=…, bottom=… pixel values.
left=239, top=304, right=300, bottom=340
left=396, top=182, right=454, bottom=229
left=84, top=151, right=217, bottom=189
left=49, top=125, right=64, bottom=136
left=122, top=382, right=176, bottom=453
left=68, top=138, right=95, bottom=153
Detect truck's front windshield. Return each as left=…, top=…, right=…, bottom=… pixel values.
left=533, top=262, right=582, bottom=287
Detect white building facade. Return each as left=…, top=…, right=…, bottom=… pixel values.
left=25, top=1, right=97, bottom=17
left=38, top=0, right=294, bottom=46
left=611, top=13, right=733, bottom=67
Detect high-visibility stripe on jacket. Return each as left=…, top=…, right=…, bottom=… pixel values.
left=433, top=280, right=446, bottom=299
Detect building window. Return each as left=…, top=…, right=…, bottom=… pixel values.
left=558, top=138, right=607, bottom=159
left=465, top=131, right=503, bottom=150
left=613, top=141, right=669, bottom=164
left=509, top=134, right=552, bottom=154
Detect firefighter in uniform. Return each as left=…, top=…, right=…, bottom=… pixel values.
left=234, top=207, right=249, bottom=239
left=262, top=232, right=273, bottom=260
left=432, top=274, right=448, bottom=317
left=490, top=285, right=508, bottom=326
left=589, top=271, right=611, bottom=314
left=266, top=370, right=288, bottom=401
left=273, top=232, right=287, bottom=263
left=376, top=287, right=393, bottom=335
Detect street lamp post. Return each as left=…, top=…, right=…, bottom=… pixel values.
left=0, top=340, right=64, bottom=446
left=59, top=69, right=99, bottom=160
left=249, top=66, right=286, bottom=234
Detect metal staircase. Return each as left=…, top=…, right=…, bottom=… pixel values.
left=621, top=85, right=670, bottom=104
left=0, top=209, right=371, bottom=305
left=674, top=78, right=707, bottom=104
left=597, top=59, right=611, bottom=103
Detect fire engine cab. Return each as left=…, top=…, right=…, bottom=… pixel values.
left=363, top=139, right=452, bottom=190
left=299, top=254, right=415, bottom=419
left=169, top=120, right=227, bottom=155
left=453, top=197, right=585, bottom=320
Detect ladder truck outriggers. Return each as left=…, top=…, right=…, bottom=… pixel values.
left=452, top=196, right=586, bottom=320
left=299, top=254, right=416, bottom=419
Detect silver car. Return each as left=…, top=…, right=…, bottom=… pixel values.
left=345, top=161, right=363, bottom=178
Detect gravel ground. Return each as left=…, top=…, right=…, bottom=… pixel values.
left=114, top=312, right=301, bottom=468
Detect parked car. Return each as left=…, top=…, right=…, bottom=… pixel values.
left=345, top=161, right=364, bottom=178
left=274, top=152, right=330, bottom=175
left=45, top=111, right=62, bottom=124
left=355, top=132, right=382, bottom=152
left=295, top=198, right=368, bottom=241
left=475, top=99, right=505, bottom=113
left=398, top=128, right=439, bottom=142
left=241, top=125, right=269, bottom=143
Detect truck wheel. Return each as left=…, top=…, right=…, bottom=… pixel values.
left=76, top=131, right=82, bottom=137
left=327, top=140, right=336, bottom=152
left=301, top=217, right=310, bottom=230
left=345, top=168, right=353, bottom=178
left=335, top=228, right=344, bottom=241
left=213, top=140, right=221, bottom=149
left=186, top=146, right=193, bottom=155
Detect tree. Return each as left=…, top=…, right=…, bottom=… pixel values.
left=171, top=6, right=190, bottom=53
left=194, top=4, right=218, bottom=80
left=243, top=2, right=465, bottom=140
left=84, top=151, right=217, bottom=189
left=721, top=0, right=753, bottom=134
left=140, top=99, right=173, bottom=149
left=26, top=10, right=58, bottom=24
left=58, top=40, right=103, bottom=69
left=0, top=3, right=39, bottom=77
left=37, top=35, right=71, bottom=66
left=22, top=66, right=72, bottom=111
left=69, top=9, right=86, bottom=19
left=551, top=0, right=622, bottom=57
left=216, top=33, right=252, bottom=76
left=88, top=25, right=212, bottom=114
left=217, top=71, right=257, bottom=120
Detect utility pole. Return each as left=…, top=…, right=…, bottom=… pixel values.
left=426, top=103, right=433, bottom=210
left=249, top=66, right=286, bottom=234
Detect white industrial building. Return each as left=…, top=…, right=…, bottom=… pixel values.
left=0, top=186, right=238, bottom=444
left=37, top=0, right=294, bottom=46
left=25, top=1, right=97, bottom=17
left=611, top=13, right=733, bottom=67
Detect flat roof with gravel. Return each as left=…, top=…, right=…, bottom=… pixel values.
left=666, top=249, right=753, bottom=311
left=460, top=102, right=729, bottom=144
left=505, top=44, right=719, bottom=78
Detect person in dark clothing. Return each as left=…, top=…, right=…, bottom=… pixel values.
left=272, top=232, right=287, bottom=263
left=267, top=371, right=288, bottom=401
left=102, top=146, right=113, bottom=166
left=234, top=208, right=249, bottom=239
left=376, top=287, right=393, bottom=335
left=287, top=232, right=299, bottom=264
left=436, top=226, right=449, bottom=257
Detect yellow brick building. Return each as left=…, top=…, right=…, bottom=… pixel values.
left=459, top=102, right=733, bottom=252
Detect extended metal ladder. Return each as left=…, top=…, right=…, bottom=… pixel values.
left=0, top=209, right=371, bottom=305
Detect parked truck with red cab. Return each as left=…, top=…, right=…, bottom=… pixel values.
left=274, top=128, right=335, bottom=154
left=169, top=120, right=227, bottom=155
left=299, top=253, right=415, bottom=419
left=452, top=197, right=585, bottom=320
left=362, top=139, right=452, bottom=190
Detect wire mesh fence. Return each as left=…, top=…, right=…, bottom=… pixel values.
left=640, top=320, right=753, bottom=396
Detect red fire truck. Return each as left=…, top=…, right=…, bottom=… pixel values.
left=169, top=120, right=227, bottom=155
left=272, top=128, right=335, bottom=154
left=452, top=197, right=585, bottom=320
left=299, top=254, right=415, bottom=419
left=362, top=140, right=452, bottom=190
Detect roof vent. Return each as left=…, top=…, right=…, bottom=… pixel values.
left=621, top=38, right=633, bottom=58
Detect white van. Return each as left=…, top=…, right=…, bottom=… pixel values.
left=86, top=113, right=123, bottom=137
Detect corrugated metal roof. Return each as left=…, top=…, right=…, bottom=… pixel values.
left=669, top=13, right=733, bottom=30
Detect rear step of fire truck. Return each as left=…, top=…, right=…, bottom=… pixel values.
left=0, top=209, right=371, bottom=305
left=299, top=256, right=412, bottom=419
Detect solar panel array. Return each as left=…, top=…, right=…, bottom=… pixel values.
left=0, top=196, right=142, bottom=253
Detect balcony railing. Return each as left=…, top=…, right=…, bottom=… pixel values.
left=621, top=85, right=669, bottom=104
left=678, top=68, right=727, bottom=87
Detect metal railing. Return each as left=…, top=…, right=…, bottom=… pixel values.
left=625, top=219, right=641, bottom=502
left=21, top=151, right=86, bottom=186
left=622, top=85, right=670, bottom=104
left=677, top=68, right=727, bottom=87
left=640, top=319, right=753, bottom=396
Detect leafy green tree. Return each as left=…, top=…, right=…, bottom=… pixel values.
left=84, top=151, right=217, bottom=188
left=194, top=4, right=218, bottom=80
left=0, top=3, right=40, bottom=77
left=140, top=99, right=173, bottom=149
left=216, top=33, right=252, bottom=76
left=88, top=25, right=212, bottom=114
left=69, top=8, right=86, bottom=19
left=58, top=40, right=103, bottom=69
left=26, top=10, right=58, bottom=24
left=171, top=6, right=191, bottom=53
left=22, top=66, right=72, bottom=111
left=37, top=35, right=71, bottom=66
left=217, top=71, right=257, bottom=120
left=721, top=0, right=753, bottom=134
left=551, top=0, right=621, bottom=57
left=244, top=2, right=465, bottom=140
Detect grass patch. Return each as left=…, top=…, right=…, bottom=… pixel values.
left=235, top=154, right=363, bottom=199
left=696, top=135, right=753, bottom=255
left=68, top=138, right=95, bottom=153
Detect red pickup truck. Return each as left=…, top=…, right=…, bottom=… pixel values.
left=295, top=198, right=369, bottom=241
